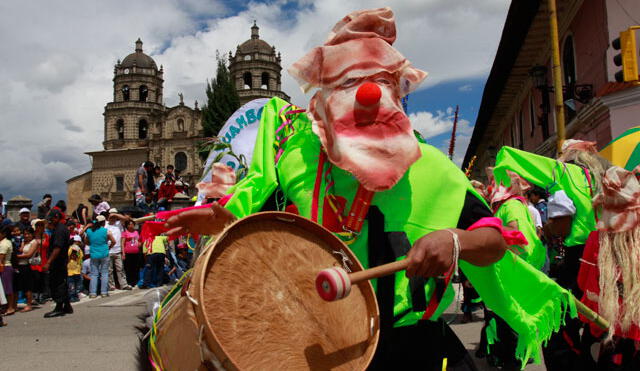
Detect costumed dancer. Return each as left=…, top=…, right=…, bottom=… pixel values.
left=492, top=145, right=601, bottom=370
left=476, top=169, right=548, bottom=368
left=558, top=139, right=610, bottom=195
left=166, top=8, right=578, bottom=369
left=577, top=166, right=640, bottom=369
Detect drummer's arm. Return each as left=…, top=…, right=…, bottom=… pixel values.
left=406, top=192, right=506, bottom=278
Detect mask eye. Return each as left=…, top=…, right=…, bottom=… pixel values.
left=375, top=78, right=391, bottom=85
left=341, top=78, right=358, bottom=88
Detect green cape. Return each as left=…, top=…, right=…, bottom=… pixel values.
left=493, top=146, right=596, bottom=247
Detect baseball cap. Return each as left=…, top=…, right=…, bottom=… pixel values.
left=73, top=235, right=82, bottom=242
left=96, top=215, right=106, bottom=222
left=19, top=208, right=31, bottom=214
left=108, top=208, right=118, bottom=214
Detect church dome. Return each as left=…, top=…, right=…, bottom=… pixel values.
left=237, top=22, right=274, bottom=54
left=121, top=38, right=157, bottom=69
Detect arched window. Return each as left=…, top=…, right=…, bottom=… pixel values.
left=244, top=55, right=251, bottom=61
left=175, top=152, right=187, bottom=172
left=122, top=85, right=130, bottom=101
left=139, top=119, right=148, bottom=139
left=139, top=85, right=148, bottom=102
left=562, top=35, right=577, bottom=120
left=243, top=72, right=252, bottom=89
left=563, top=36, right=577, bottom=87
left=529, top=94, right=536, bottom=137
left=116, top=119, right=125, bottom=139
left=261, top=72, right=269, bottom=89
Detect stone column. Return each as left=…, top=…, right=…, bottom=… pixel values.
left=6, top=195, right=33, bottom=222
left=168, top=192, right=193, bottom=211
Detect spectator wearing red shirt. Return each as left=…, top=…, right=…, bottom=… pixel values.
left=157, top=176, right=177, bottom=209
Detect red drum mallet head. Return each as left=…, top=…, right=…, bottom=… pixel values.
left=316, top=267, right=352, bottom=301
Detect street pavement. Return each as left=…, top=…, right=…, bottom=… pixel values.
left=1, top=285, right=547, bottom=370
left=2, top=288, right=150, bottom=370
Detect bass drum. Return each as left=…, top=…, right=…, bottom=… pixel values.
left=153, top=211, right=379, bottom=370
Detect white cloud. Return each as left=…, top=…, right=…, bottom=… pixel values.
left=0, top=0, right=509, bottom=201
left=410, top=109, right=472, bottom=139
left=458, top=84, right=473, bottom=92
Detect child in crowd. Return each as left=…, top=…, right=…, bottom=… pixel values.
left=122, top=220, right=140, bottom=287
left=143, top=235, right=166, bottom=288
left=140, top=193, right=157, bottom=214
left=10, top=225, right=22, bottom=268
left=67, top=236, right=83, bottom=302
left=14, top=227, right=39, bottom=312
left=81, top=252, right=91, bottom=295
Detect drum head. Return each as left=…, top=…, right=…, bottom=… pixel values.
left=198, top=212, right=379, bottom=370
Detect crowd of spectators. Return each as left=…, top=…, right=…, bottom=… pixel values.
left=0, top=190, right=192, bottom=327
left=134, top=162, right=190, bottom=213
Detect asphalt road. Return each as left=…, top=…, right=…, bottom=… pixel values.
left=2, top=288, right=149, bottom=370
left=1, top=285, right=546, bottom=370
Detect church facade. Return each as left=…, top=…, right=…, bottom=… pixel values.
left=67, top=24, right=288, bottom=210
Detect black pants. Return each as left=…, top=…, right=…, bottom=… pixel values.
left=124, top=253, right=141, bottom=286
left=544, top=244, right=595, bottom=371
left=49, top=267, right=69, bottom=306
left=368, top=319, right=477, bottom=371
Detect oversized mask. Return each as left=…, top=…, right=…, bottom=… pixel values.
left=289, top=7, right=427, bottom=191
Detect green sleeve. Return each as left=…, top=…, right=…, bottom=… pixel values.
left=224, top=98, right=291, bottom=218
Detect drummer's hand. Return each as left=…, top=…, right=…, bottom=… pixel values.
left=406, top=230, right=454, bottom=278
left=164, top=202, right=237, bottom=236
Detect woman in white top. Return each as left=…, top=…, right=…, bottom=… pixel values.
left=15, top=227, right=39, bottom=312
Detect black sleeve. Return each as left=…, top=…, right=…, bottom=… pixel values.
left=456, top=191, right=493, bottom=230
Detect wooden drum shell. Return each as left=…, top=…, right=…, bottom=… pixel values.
left=156, top=212, right=380, bottom=370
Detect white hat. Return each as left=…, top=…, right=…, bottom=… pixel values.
left=108, top=208, right=118, bottom=214
left=31, top=218, right=45, bottom=228
left=73, top=235, right=82, bottom=242
left=19, top=208, right=31, bottom=214
left=96, top=215, right=106, bottom=222
left=548, top=190, right=576, bottom=218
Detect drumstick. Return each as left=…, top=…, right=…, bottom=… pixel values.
left=315, top=260, right=611, bottom=330
left=133, top=215, right=156, bottom=223
left=315, top=260, right=408, bottom=302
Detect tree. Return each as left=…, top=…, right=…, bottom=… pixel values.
left=201, top=52, right=241, bottom=137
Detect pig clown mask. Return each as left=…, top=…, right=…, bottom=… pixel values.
left=288, top=8, right=427, bottom=192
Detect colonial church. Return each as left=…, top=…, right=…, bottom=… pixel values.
left=67, top=23, right=289, bottom=210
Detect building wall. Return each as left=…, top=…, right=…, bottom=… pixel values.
left=66, top=172, right=93, bottom=214
left=506, top=0, right=612, bottom=153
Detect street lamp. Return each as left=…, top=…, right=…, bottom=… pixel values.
left=528, top=65, right=594, bottom=138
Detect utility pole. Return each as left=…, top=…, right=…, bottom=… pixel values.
left=548, top=0, right=566, bottom=154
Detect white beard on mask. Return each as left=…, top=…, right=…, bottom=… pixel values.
left=311, top=117, right=421, bottom=192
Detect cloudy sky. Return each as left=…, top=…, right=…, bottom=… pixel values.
left=0, top=0, right=510, bottom=205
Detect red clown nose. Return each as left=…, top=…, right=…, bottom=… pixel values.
left=355, top=82, right=382, bottom=106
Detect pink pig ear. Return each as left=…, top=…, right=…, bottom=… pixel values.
left=398, top=65, right=428, bottom=96
left=288, top=47, right=323, bottom=93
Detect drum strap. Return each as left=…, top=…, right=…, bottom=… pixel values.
left=367, top=207, right=429, bottom=330
left=367, top=206, right=396, bottom=334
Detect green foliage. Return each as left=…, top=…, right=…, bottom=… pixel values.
left=201, top=52, right=241, bottom=137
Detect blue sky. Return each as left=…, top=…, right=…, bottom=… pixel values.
left=0, top=0, right=510, bottom=206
